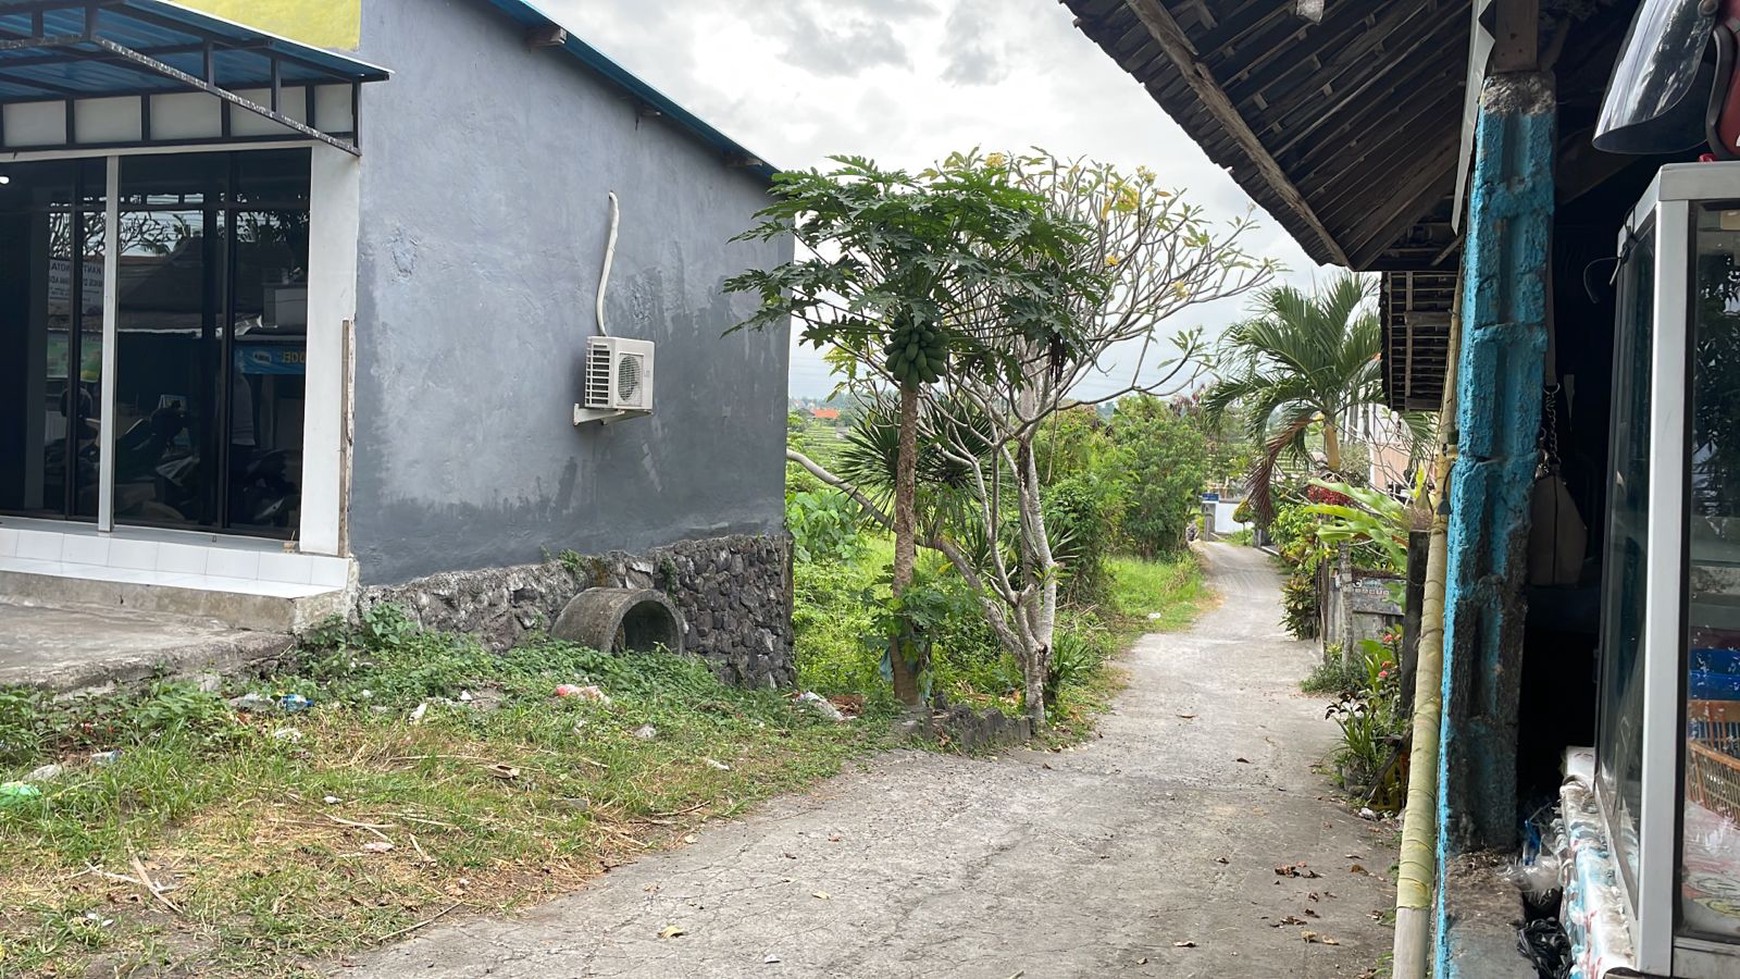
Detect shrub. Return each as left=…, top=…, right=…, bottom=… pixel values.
left=1044, top=470, right=1123, bottom=606
left=1270, top=496, right=1327, bottom=640
left=787, top=488, right=864, bottom=564
left=1319, top=628, right=1408, bottom=808
left=1112, top=396, right=1209, bottom=558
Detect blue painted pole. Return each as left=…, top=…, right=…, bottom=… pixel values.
left=1434, top=71, right=1554, bottom=976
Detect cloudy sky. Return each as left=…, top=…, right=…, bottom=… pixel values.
left=538, top=0, right=1329, bottom=399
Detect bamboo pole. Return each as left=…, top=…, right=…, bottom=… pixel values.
left=1392, top=278, right=1462, bottom=978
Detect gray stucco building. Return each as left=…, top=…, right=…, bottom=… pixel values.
left=0, top=0, right=796, bottom=686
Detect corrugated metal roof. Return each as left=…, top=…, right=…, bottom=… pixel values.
left=0, top=0, right=389, bottom=103
left=475, top=0, right=777, bottom=181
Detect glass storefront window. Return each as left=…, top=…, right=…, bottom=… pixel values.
left=1599, top=221, right=1655, bottom=904
left=1, top=149, right=310, bottom=538
left=112, top=149, right=309, bottom=536
left=1684, top=204, right=1740, bottom=941
left=0, top=159, right=107, bottom=521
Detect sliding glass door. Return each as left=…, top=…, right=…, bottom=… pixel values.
left=0, top=148, right=310, bottom=538
left=0, top=159, right=106, bottom=521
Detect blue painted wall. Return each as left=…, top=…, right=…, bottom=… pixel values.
left=1435, top=71, right=1556, bottom=977
left=348, top=0, right=791, bottom=585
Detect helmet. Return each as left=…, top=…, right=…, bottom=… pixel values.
left=1594, top=0, right=1740, bottom=157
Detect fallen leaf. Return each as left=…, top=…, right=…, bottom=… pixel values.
left=1236, top=757, right=1251, bottom=763
left=1173, top=940, right=1196, bottom=948
left=1275, top=864, right=1321, bottom=879
left=361, top=841, right=394, bottom=854
left=486, top=764, right=519, bottom=780
left=827, top=834, right=842, bottom=842
left=1177, top=713, right=1197, bottom=720
left=1308, top=892, right=1321, bottom=901
left=764, top=954, right=781, bottom=964
left=1300, top=931, right=1319, bottom=943
left=659, top=925, right=686, bottom=939
left=1278, top=915, right=1307, bottom=925
left=1214, top=856, right=1229, bottom=864
left=812, top=891, right=830, bottom=900
left=1136, top=958, right=1148, bottom=965
left=682, top=834, right=698, bottom=845
left=1303, top=908, right=1320, bottom=918
left=1349, top=864, right=1369, bottom=875
left=1345, top=853, right=1363, bottom=860
left=1322, top=937, right=1341, bottom=945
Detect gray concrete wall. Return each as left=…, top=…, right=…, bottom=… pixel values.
left=349, top=0, right=791, bottom=585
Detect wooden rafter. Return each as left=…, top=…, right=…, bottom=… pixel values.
left=1120, top=0, right=1351, bottom=266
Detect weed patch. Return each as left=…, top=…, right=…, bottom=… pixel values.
left=0, top=614, right=886, bottom=977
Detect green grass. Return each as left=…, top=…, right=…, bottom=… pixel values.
left=1301, top=644, right=1364, bottom=695
left=1107, top=551, right=1212, bottom=634
left=791, top=543, right=1213, bottom=732
left=0, top=616, right=887, bottom=978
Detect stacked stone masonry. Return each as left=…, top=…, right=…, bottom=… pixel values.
left=357, top=534, right=795, bottom=689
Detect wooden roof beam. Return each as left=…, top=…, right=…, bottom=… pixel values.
left=1121, top=0, right=1351, bottom=266
left=1346, top=139, right=1462, bottom=269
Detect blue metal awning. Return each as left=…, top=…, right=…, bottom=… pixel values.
left=0, top=0, right=389, bottom=154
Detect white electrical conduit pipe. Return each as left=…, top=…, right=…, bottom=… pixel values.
left=596, top=191, right=619, bottom=337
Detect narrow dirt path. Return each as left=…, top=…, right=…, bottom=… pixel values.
left=348, top=543, right=1396, bottom=978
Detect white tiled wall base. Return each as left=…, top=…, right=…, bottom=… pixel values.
left=0, top=523, right=353, bottom=632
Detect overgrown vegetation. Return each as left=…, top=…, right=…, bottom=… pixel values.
left=1314, top=630, right=1409, bottom=810
left=751, top=151, right=1271, bottom=722
left=787, top=467, right=1210, bottom=740
left=0, top=612, right=882, bottom=977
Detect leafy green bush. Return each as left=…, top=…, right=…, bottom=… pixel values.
left=1301, top=644, right=1363, bottom=694
left=786, top=488, right=864, bottom=564
left=1317, top=628, right=1407, bottom=808
left=1270, top=496, right=1327, bottom=640
left=1044, top=469, right=1123, bottom=606
left=1112, top=396, right=1209, bottom=558
left=791, top=540, right=887, bottom=698
left=1045, top=609, right=1114, bottom=708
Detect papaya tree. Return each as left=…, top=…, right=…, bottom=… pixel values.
left=725, top=155, right=1097, bottom=708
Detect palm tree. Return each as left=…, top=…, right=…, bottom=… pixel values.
left=1204, top=272, right=1401, bottom=522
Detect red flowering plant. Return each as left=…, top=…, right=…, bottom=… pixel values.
left=1304, top=482, right=1354, bottom=508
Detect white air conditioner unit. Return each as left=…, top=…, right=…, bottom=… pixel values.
left=573, top=335, right=655, bottom=424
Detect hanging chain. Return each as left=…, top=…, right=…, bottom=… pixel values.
left=1539, top=384, right=1562, bottom=475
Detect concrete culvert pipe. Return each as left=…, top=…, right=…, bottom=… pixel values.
left=550, top=588, right=685, bottom=656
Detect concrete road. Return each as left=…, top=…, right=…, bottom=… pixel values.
left=346, top=543, right=1397, bottom=979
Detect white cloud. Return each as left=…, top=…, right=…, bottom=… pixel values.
left=536, top=0, right=1330, bottom=398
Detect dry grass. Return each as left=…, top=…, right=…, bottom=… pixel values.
left=0, top=625, right=885, bottom=977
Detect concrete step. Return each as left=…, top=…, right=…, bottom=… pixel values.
left=0, top=597, right=298, bottom=692
left=0, top=556, right=346, bottom=633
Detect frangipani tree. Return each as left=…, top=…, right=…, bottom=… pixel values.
left=917, top=152, right=1276, bottom=720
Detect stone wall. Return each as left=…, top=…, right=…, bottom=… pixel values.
left=357, top=533, right=794, bottom=689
